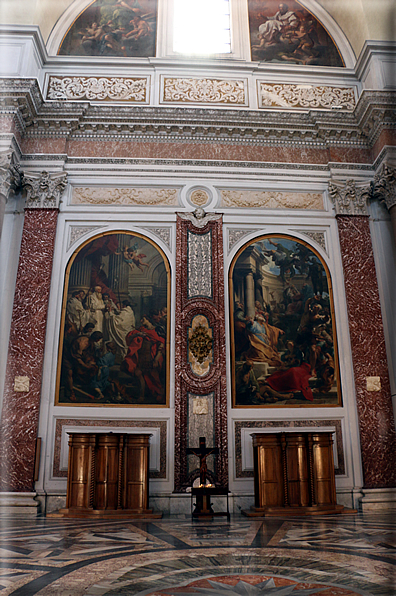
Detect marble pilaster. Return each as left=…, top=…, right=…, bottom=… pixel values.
left=0, top=171, right=67, bottom=493
left=329, top=180, right=396, bottom=490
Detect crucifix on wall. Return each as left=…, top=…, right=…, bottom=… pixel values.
left=187, top=436, right=218, bottom=486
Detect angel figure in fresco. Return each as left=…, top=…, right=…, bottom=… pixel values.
left=116, top=244, right=149, bottom=272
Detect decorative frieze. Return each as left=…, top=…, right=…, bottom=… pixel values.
left=370, top=164, right=396, bottom=211
left=23, top=171, right=68, bottom=209
left=46, top=76, right=149, bottom=103
left=328, top=179, right=371, bottom=216
left=258, top=83, right=356, bottom=110
left=162, top=77, right=247, bottom=105
left=72, top=187, right=179, bottom=206
left=221, top=190, right=323, bottom=210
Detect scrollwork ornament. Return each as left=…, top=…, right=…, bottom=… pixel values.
left=370, top=164, right=396, bottom=211
left=328, top=179, right=371, bottom=216
left=23, top=170, right=68, bottom=209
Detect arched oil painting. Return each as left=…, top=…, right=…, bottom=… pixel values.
left=248, top=1, right=344, bottom=66
left=230, top=235, right=342, bottom=407
left=56, top=232, right=169, bottom=406
left=58, top=0, right=157, bottom=57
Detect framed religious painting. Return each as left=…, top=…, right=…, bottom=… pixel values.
left=56, top=231, right=170, bottom=406
left=58, top=0, right=157, bottom=58
left=229, top=235, right=342, bottom=408
left=247, top=1, right=344, bottom=66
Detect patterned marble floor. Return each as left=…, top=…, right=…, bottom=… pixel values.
left=0, top=513, right=395, bottom=595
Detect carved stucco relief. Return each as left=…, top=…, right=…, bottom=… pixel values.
left=259, top=83, right=356, bottom=110
left=221, top=190, right=324, bottom=210
left=162, top=78, right=247, bottom=105
left=72, top=187, right=179, bottom=206
left=47, top=76, right=148, bottom=103
left=187, top=230, right=212, bottom=299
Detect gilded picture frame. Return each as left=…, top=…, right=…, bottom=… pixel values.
left=56, top=231, right=170, bottom=407
left=230, top=234, right=342, bottom=408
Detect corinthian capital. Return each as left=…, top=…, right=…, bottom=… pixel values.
left=0, top=150, right=23, bottom=201
left=370, top=164, right=396, bottom=212
left=328, top=179, right=371, bottom=216
left=22, top=170, right=68, bottom=209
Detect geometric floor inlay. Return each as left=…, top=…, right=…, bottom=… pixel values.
left=0, top=513, right=394, bottom=595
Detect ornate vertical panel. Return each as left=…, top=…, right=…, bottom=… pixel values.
left=174, top=212, right=227, bottom=491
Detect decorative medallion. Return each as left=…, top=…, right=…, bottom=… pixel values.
left=46, top=76, right=149, bottom=103
left=188, top=315, right=213, bottom=377
left=190, top=189, right=210, bottom=207
left=221, top=190, right=324, bottom=210
left=259, top=83, right=355, bottom=110
left=162, top=78, right=247, bottom=105
left=72, top=187, right=179, bottom=206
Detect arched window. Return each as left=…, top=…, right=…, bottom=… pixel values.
left=173, top=0, right=231, bottom=55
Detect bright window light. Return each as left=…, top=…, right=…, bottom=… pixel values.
left=173, top=0, right=231, bottom=55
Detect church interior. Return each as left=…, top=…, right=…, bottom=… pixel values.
left=0, top=0, right=395, bottom=593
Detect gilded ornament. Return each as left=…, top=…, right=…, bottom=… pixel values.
left=189, top=324, right=213, bottom=364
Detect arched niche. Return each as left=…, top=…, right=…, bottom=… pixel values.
left=56, top=230, right=170, bottom=407
left=229, top=234, right=341, bottom=408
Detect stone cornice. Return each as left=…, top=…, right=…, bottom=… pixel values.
left=0, top=79, right=395, bottom=152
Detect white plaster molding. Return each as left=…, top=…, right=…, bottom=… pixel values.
left=68, top=225, right=102, bottom=250
left=355, top=41, right=396, bottom=90
left=178, top=208, right=221, bottom=228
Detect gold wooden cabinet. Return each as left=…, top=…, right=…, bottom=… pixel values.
left=244, top=432, right=347, bottom=516
left=59, top=432, right=161, bottom=518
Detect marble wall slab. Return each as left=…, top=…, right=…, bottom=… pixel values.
left=0, top=209, right=58, bottom=492
left=337, top=215, right=396, bottom=488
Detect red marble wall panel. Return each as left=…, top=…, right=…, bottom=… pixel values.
left=337, top=215, right=396, bottom=488
left=66, top=139, right=333, bottom=164
left=0, top=209, right=58, bottom=492
left=329, top=146, right=371, bottom=164
left=21, top=138, right=68, bottom=155
left=372, top=129, right=396, bottom=163
left=174, top=216, right=228, bottom=491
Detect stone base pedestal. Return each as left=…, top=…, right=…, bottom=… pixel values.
left=359, top=488, right=396, bottom=512
left=0, top=492, right=40, bottom=515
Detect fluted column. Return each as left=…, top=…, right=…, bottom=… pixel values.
left=329, top=179, right=396, bottom=492
left=0, top=170, right=67, bottom=494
